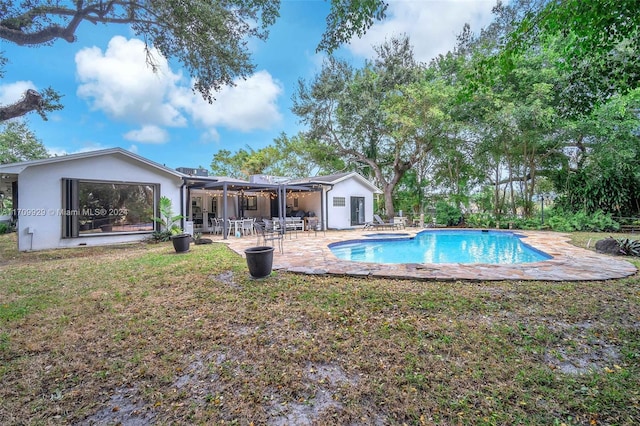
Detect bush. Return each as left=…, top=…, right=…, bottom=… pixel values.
left=147, top=230, right=172, bottom=243
left=435, top=201, right=462, bottom=226
left=617, top=238, right=640, bottom=256
left=0, top=222, right=9, bottom=234
left=547, top=209, right=620, bottom=232
left=465, top=213, right=494, bottom=228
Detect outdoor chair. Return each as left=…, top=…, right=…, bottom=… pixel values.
left=254, top=221, right=283, bottom=253
left=210, top=218, right=223, bottom=235
left=371, top=214, right=399, bottom=230
left=242, top=218, right=254, bottom=236
left=306, top=217, right=325, bottom=237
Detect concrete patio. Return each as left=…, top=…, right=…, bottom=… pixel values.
left=214, top=228, right=638, bottom=281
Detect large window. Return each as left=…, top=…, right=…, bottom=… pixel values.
left=63, top=179, right=157, bottom=237
left=241, top=195, right=258, bottom=211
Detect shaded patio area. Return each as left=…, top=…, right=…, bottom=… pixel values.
left=212, top=228, right=637, bottom=281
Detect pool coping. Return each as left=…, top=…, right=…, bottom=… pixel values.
left=220, top=228, right=638, bottom=281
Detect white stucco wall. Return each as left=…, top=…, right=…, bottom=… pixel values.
left=326, top=178, right=375, bottom=229
left=16, top=154, right=183, bottom=251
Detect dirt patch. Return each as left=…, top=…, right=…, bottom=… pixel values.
left=544, top=320, right=622, bottom=375
left=81, top=386, right=155, bottom=425
left=211, top=271, right=241, bottom=289
left=267, top=362, right=360, bottom=425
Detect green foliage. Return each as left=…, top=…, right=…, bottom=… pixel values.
left=616, top=238, right=640, bottom=257
left=0, top=222, right=11, bottom=234
left=546, top=209, right=620, bottom=233
left=210, top=133, right=343, bottom=180
left=551, top=89, right=640, bottom=217
left=293, top=35, right=434, bottom=216
left=147, top=230, right=173, bottom=243
left=510, top=216, right=542, bottom=230
left=0, top=121, right=49, bottom=164
left=318, top=0, right=387, bottom=53
left=152, top=196, right=183, bottom=235
left=393, top=170, right=427, bottom=217
left=499, top=0, right=640, bottom=116
left=435, top=201, right=462, bottom=226
left=465, top=212, right=496, bottom=229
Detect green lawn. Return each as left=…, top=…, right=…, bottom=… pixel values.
left=0, top=232, right=639, bottom=424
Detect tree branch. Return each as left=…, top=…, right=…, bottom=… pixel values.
left=0, top=90, right=44, bottom=121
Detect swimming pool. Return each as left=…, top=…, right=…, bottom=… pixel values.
left=329, top=230, right=553, bottom=264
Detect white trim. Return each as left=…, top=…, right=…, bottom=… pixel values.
left=0, top=147, right=183, bottom=178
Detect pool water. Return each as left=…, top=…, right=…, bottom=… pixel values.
left=329, top=230, right=552, bottom=264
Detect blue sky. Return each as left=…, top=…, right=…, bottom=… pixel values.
left=0, top=1, right=498, bottom=170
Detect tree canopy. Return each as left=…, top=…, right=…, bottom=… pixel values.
left=0, top=120, right=49, bottom=164
left=226, top=0, right=640, bottom=222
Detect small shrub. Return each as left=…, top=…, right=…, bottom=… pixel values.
left=435, top=201, right=462, bottom=226
left=547, top=209, right=620, bottom=232
left=147, top=230, right=172, bottom=243
left=617, top=238, right=640, bottom=256
left=465, top=213, right=494, bottom=228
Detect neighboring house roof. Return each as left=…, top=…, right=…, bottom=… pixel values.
left=0, top=147, right=184, bottom=178
left=289, top=172, right=382, bottom=193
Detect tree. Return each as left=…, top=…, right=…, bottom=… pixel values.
left=209, top=133, right=345, bottom=180
left=267, top=132, right=346, bottom=178
left=499, top=0, right=640, bottom=116
left=0, top=0, right=388, bottom=122
left=552, top=89, right=640, bottom=216
left=0, top=121, right=49, bottom=164
left=293, top=35, right=426, bottom=217
left=209, top=147, right=269, bottom=180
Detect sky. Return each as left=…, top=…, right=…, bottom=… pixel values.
left=0, top=0, right=499, bottom=170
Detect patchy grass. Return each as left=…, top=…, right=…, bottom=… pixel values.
left=0, top=232, right=639, bottom=425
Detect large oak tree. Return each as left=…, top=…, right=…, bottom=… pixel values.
left=292, top=35, right=436, bottom=217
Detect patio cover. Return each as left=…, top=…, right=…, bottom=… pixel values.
left=184, top=179, right=325, bottom=239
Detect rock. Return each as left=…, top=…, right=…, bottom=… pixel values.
left=595, top=237, right=620, bottom=255
left=194, top=238, right=213, bottom=245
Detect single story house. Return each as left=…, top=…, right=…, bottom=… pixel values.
left=0, top=148, right=381, bottom=251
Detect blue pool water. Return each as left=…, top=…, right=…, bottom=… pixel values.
left=329, top=230, right=552, bottom=264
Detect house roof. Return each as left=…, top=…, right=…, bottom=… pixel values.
left=0, top=147, right=184, bottom=178
left=288, top=172, right=382, bottom=193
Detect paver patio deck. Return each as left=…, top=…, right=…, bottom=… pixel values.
left=215, top=228, right=637, bottom=281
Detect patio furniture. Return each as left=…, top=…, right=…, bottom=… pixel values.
left=210, top=218, right=223, bottom=234
left=254, top=221, right=283, bottom=253
left=272, top=217, right=304, bottom=237
left=393, top=216, right=407, bottom=229
left=306, top=217, right=324, bottom=237
left=366, top=214, right=399, bottom=230
left=227, top=219, right=244, bottom=237
left=242, top=218, right=255, bottom=236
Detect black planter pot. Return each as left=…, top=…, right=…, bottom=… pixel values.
left=245, top=246, right=275, bottom=278
left=171, top=234, right=191, bottom=253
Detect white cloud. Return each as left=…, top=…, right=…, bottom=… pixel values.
left=75, top=36, right=284, bottom=144
left=123, top=125, right=169, bottom=144
left=200, top=128, right=221, bottom=143
left=173, top=70, right=283, bottom=132
left=76, top=36, right=186, bottom=127
left=0, top=81, right=38, bottom=105
left=347, top=0, right=496, bottom=63
left=127, top=144, right=139, bottom=154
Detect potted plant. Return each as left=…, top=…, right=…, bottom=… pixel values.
left=153, top=196, right=190, bottom=253
left=244, top=246, right=275, bottom=278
